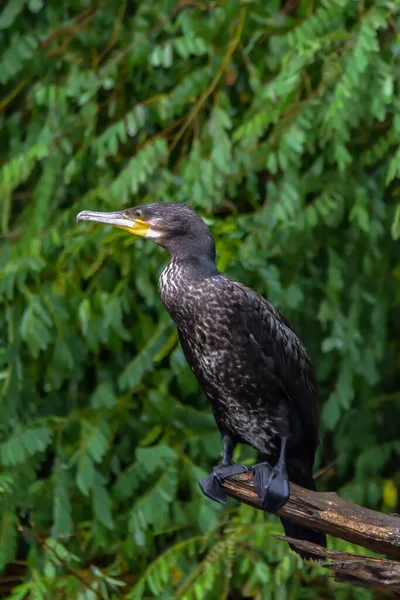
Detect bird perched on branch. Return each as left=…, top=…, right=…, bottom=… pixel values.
left=77, top=202, right=326, bottom=560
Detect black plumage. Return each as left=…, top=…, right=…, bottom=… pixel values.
left=77, top=202, right=327, bottom=560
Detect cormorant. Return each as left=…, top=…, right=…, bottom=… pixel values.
left=77, top=202, right=327, bottom=560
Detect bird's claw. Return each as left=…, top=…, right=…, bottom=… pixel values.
left=252, top=461, right=290, bottom=513
left=199, top=463, right=249, bottom=504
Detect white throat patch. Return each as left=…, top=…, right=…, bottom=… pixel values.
left=145, top=228, right=161, bottom=239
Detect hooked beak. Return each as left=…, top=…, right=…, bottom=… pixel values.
left=76, top=210, right=149, bottom=237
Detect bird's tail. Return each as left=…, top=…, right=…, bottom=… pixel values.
left=280, top=463, right=327, bottom=561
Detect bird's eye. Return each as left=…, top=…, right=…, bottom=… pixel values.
left=134, top=209, right=143, bottom=219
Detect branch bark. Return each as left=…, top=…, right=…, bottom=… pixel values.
left=220, top=472, right=400, bottom=591
left=276, top=538, right=400, bottom=591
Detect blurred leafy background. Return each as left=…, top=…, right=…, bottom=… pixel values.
left=0, top=0, right=399, bottom=598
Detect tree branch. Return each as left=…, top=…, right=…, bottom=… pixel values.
left=277, top=538, right=400, bottom=591
left=220, top=472, right=400, bottom=591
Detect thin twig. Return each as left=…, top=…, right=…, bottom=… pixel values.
left=17, top=525, right=105, bottom=600
left=169, top=8, right=246, bottom=153
left=41, top=8, right=95, bottom=48
left=98, top=3, right=190, bottom=78
left=42, top=539, right=105, bottom=600
left=45, top=11, right=95, bottom=57
left=314, top=455, right=342, bottom=479
left=97, top=0, right=128, bottom=65
left=281, top=0, right=300, bottom=16
left=98, top=0, right=215, bottom=78
left=0, top=78, right=32, bottom=113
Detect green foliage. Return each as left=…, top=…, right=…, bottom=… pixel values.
left=0, top=0, right=399, bottom=597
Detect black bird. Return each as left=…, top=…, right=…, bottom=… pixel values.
left=77, top=202, right=326, bottom=560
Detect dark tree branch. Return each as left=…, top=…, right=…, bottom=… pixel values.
left=276, top=538, right=400, bottom=592
left=220, top=472, right=400, bottom=591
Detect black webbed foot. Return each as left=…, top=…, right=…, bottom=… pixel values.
left=252, top=461, right=290, bottom=513
left=199, top=463, right=249, bottom=504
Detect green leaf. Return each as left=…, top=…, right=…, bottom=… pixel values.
left=28, top=0, right=43, bottom=12
left=77, top=453, right=96, bottom=496
left=52, top=466, right=73, bottom=538
left=0, top=0, right=26, bottom=29
left=92, top=477, right=114, bottom=530
left=83, top=421, right=110, bottom=463
left=0, top=426, right=52, bottom=466
left=91, top=382, right=116, bottom=408
left=322, top=394, right=341, bottom=430
left=391, top=204, right=400, bottom=240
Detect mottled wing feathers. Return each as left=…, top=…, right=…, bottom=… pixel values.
left=227, top=279, right=319, bottom=455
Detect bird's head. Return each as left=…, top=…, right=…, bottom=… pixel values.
left=76, top=202, right=216, bottom=262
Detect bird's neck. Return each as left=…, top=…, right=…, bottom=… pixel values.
left=158, top=234, right=218, bottom=272
left=169, top=254, right=219, bottom=279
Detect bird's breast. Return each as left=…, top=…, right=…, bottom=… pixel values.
left=158, top=263, right=221, bottom=330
